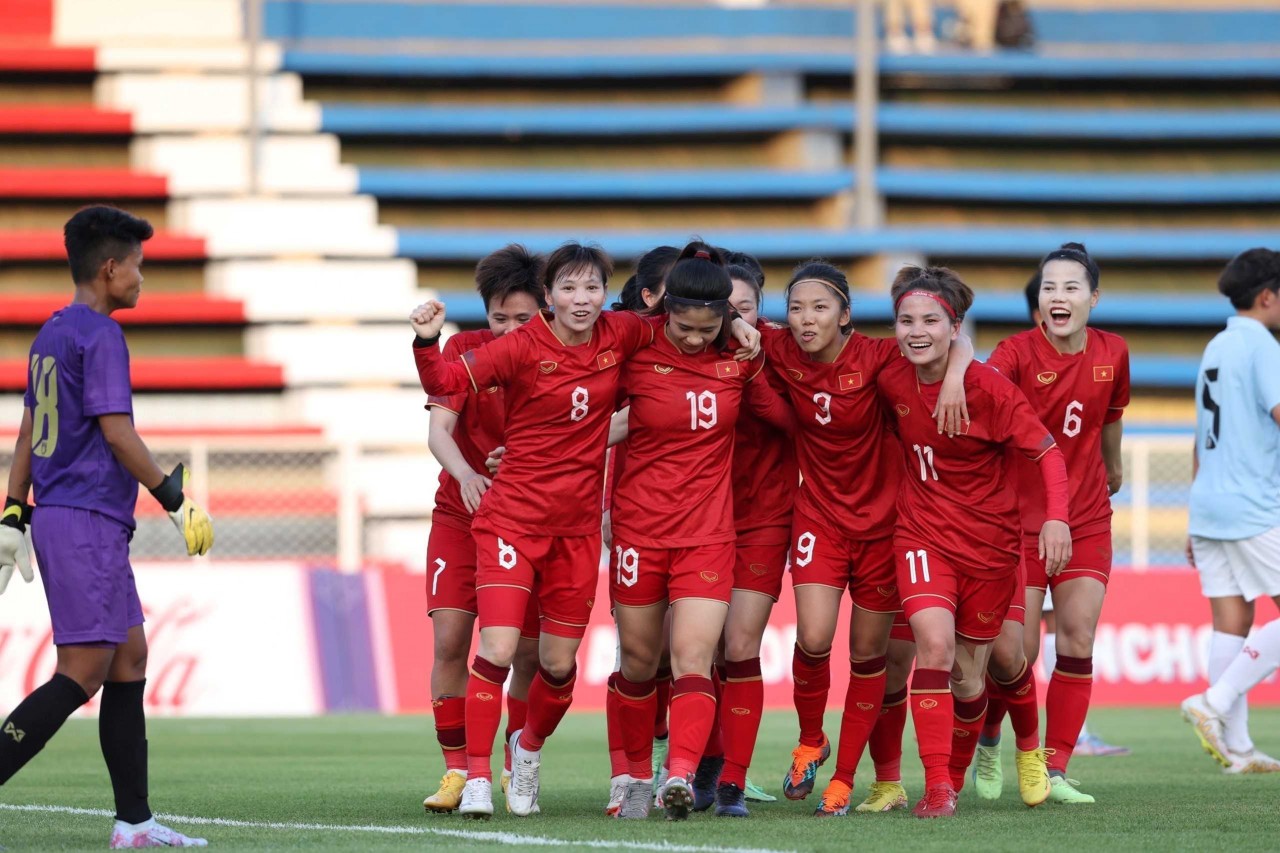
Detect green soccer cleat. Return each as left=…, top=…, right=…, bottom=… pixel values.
left=743, top=778, right=776, bottom=803
left=1047, top=775, right=1096, bottom=804
left=972, top=743, right=1003, bottom=800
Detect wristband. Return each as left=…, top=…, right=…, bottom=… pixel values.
left=2, top=497, right=30, bottom=531
left=149, top=464, right=186, bottom=513
left=413, top=333, right=440, bottom=348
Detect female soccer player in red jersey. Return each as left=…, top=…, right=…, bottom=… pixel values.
left=876, top=265, right=1071, bottom=819
left=979, top=244, right=1129, bottom=804
left=410, top=242, right=760, bottom=820
left=421, top=245, right=547, bottom=814
left=757, top=261, right=972, bottom=817
left=608, top=244, right=793, bottom=822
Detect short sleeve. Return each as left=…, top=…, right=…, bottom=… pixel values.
left=426, top=334, right=470, bottom=415
left=1106, top=340, right=1131, bottom=423
left=23, top=361, right=34, bottom=410
left=1253, top=337, right=1280, bottom=416
left=81, top=324, right=133, bottom=417
left=985, top=338, right=1021, bottom=381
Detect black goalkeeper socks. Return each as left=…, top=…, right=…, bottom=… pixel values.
left=100, top=679, right=152, bottom=824
left=0, top=673, right=90, bottom=785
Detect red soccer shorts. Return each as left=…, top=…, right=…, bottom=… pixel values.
left=789, top=511, right=900, bottom=613
left=890, top=613, right=915, bottom=643
left=733, top=539, right=789, bottom=601
left=894, top=538, right=1019, bottom=643
left=474, top=527, right=602, bottom=639
left=1022, top=529, right=1113, bottom=591
left=1005, top=554, right=1027, bottom=625
left=610, top=540, right=735, bottom=608
left=425, top=517, right=477, bottom=616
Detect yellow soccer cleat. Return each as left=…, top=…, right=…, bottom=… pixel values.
left=1015, top=748, right=1050, bottom=807
left=854, top=781, right=908, bottom=813
left=423, top=770, right=467, bottom=813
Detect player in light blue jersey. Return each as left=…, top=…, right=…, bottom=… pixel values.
left=1182, top=248, right=1280, bottom=775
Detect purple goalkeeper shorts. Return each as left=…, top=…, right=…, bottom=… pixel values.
left=31, top=506, right=144, bottom=646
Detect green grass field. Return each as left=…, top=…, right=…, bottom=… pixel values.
left=2, top=708, right=1277, bottom=852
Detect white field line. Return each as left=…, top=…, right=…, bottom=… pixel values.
left=0, top=803, right=795, bottom=853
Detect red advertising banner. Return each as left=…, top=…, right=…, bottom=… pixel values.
left=376, top=565, right=1280, bottom=713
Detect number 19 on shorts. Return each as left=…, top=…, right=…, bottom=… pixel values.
left=905, top=548, right=931, bottom=584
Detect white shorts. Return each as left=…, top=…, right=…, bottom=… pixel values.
left=1191, top=527, right=1280, bottom=602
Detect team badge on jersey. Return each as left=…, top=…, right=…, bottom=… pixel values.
left=1094, top=365, right=1114, bottom=382
left=716, top=361, right=741, bottom=378
left=787, top=368, right=804, bottom=380
left=485, top=386, right=499, bottom=394
left=539, top=360, right=557, bottom=374
left=700, top=571, right=720, bottom=583
left=895, top=404, right=910, bottom=417
left=839, top=372, right=863, bottom=391
left=748, top=563, right=767, bottom=576
left=597, top=350, right=618, bottom=370
left=1037, top=371, right=1058, bottom=385
left=654, top=364, right=674, bottom=374
left=977, top=611, right=998, bottom=624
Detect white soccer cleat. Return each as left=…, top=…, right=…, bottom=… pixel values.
left=660, top=774, right=694, bottom=821
left=605, top=774, right=631, bottom=817
left=110, top=819, right=207, bottom=848
left=506, top=729, right=541, bottom=817
left=459, top=777, right=494, bottom=819
left=1223, top=747, right=1280, bottom=775
left=1180, top=693, right=1230, bottom=767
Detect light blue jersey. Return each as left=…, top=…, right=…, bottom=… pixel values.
left=1189, top=316, right=1280, bottom=540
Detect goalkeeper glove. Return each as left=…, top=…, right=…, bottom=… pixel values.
left=0, top=497, right=34, bottom=595
left=149, top=463, right=215, bottom=557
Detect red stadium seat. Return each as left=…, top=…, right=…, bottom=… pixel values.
left=0, top=230, right=205, bottom=261
left=0, top=167, right=167, bottom=198
left=0, top=357, right=284, bottom=391
left=0, top=106, right=131, bottom=135
left=0, top=43, right=96, bottom=72
left=0, top=293, right=246, bottom=325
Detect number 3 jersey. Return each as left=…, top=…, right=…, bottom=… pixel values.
left=877, top=359, right=1066, bottom=579
left=986, top=326, right=1129, bottom=539
left=24, top=303, right=138, bottom=529
left=611, top=330, right=777, bottom=549
left=413, top=309, right=655, bottom=537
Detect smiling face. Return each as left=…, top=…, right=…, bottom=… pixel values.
left=895, top=292, right=958, bottom=377
left=105, top=246, right=144, bottom=311
left=787, top=280, right=850, bottom=361
left=666, top=304, right=724, bottom=354
left=546, top=264, right=606, bottom=342
left=1038, top=259, right=1097, bottom=342
left=729, top=276, right=760, bottom=327
left=486, top=290, right=540, bottom=337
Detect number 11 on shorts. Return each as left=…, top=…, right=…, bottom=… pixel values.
left=906, top=548, right=930, bottom=584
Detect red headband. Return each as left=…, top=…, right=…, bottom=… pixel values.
left=894, top=289, right=957, bottom=320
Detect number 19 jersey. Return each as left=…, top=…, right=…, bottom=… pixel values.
left=413, top=309, right=655, bottom=537
left=986, top=326, right=1129, bottom=538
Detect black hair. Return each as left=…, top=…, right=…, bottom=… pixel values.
left=475, top=243, right=547, bottom=311
left=612, top=245, right=678, bottom=311
left=1035, top=241, right=1100, bottom=293
left=63, top=205, right=154, bottom=285
left=718, top=248, right=765, bottom=288
left=661, top=241, right=734, bottom=349
left=1023, top=272, right=1041, bottom=322
left=1218, top=247, right=1280, bottom=310
left=544, top=241, right=612, bottom=290
left=890, top=265, right=974, bottom=322
left=786, top=259, right=853, bottom=334
left=726, top=263, right=763, bottom=306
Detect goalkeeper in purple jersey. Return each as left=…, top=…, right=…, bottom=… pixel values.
left=0, top=206, right=214, bottom=848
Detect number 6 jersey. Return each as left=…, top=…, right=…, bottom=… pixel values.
left=986, top=326, right=1130, bottom=539
left=24, top=303, right=138, bottom=530
left=413, top=309, right=655, bottom=537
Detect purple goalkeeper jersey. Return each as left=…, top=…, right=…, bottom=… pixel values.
left=24, top=303, right=138, bottom=530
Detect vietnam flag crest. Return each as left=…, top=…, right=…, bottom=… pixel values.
left=597, top=350, right=617, bottom=370
left=1094, top=365, right=1114, bottom=382
left=716, top=361, right=741, bottom=378
left=839, top=372, right=863, bottom=391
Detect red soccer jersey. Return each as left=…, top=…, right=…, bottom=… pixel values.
left=413, top=309, right=655, bottom=537
left=611, top=329, right=780, bottom=548
left=761, top=326, right=902, bottom=540
left=986, top=325, right=1130, bottom=538
left=425, top=329, right=506, bottom=530
left=731, top=363, right=799, bottom=545
left=877, top=359, right=1061, bottom=579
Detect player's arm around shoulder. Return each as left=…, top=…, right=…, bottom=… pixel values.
left=99, top=415, right=214, bottom=556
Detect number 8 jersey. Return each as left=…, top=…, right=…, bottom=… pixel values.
left=24, top=304, right=138, bottom=530
left=986, top=326, right=1130, bottom=540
